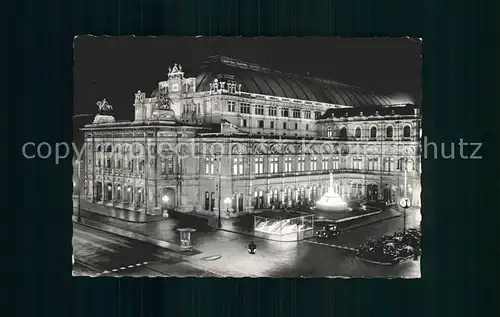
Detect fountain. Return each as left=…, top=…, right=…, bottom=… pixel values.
left=314, top=173, right=351, bottom=212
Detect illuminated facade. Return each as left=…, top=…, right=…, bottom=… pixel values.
left=80, top=56, right=421, bottom=216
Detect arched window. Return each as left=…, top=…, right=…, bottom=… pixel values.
left=327, top=127, right=333, bottom=138
left=238, top=193, right=244, bottom=211
left=403, top=125, right=411, bottom=138
left=386, top=126, right=393, bottom=138
left=370, top=127, right=377, bottom=139
left=106, top=145, right=112, bottom=153
left=232, top=193, right=237, bottom=210
left=210, top=192, right=215, bottom=211
left=355, top=127, right=361, bottom=139
left=204, top=192, right=210, bottom=210
left=407, top=159, right=414, bottom=171
left=339, top=127, right=347, bottom=138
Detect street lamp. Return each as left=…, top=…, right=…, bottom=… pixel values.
left=216, top=152, right=222, bottom=228
left=73, top=114, right=92, bottom=220
left=400, top=155, right=412, bottom=233
left=75, top=159, right=82, bottom=219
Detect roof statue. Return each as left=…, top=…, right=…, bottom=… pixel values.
left=134, top=90, right=145, bottom=104
left=96, top=98, right=113, bottom=114
left=168, top=63, right=184, bottom=79
left=93, top=98, right=115, bottom=124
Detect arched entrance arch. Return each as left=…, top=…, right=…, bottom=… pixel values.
left=270, top=188, right=279, bottom=204
left=238, top=193, right=244, bottom=212
left=231, top=192, right=245, bottom=212
left=366, top=184, right=378, bottom=201
left=161, top=188, right=175, bottom=210
left=105, top=182, right=113, bottom=202
left=124, top=185, right=133, bottom=205
left=311, top=185, right=318, bottom=202
left=253, top=190, right=264, bottom=210
left=95, top=181, right=103, bottom=202
left=298, top=186, right=306, bottom=203
left=382, top=184, right=396, bottom=203
left=136, top=187, right=144, bottom=206
left=115, top=184, right=122, bottom=201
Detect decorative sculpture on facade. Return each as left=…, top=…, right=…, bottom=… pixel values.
left=209, top=78, right=242, bottom=95
left=134, top=90, right=145, bottom=104
left=150, top=86, right=175, bottom=121
left=155, top=86, right=173, bottom=110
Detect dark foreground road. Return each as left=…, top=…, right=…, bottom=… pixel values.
left=73, top=223, right=221, bottom=277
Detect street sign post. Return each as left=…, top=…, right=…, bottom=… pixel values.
left=399, top=197, right=411, bottom=232
left=399, top=197, right=411, bottom=209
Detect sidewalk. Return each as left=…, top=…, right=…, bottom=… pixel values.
left=74, top=198, right=165, bottom=223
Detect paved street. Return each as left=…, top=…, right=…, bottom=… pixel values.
left=311, top=207, right=421, bottom=249
left=73, top=223, right=221, bottom=277
left=73, top=206, right=421, bottom=277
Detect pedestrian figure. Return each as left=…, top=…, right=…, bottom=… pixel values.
left=248, top=241, right=256, bottom=254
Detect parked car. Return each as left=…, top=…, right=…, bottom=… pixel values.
left=315, top=222, right=340, bottom=239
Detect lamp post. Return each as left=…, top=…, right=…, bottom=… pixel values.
left=216, top=152, right=222, bottom=228
left=77, top=159, right=81, bottom=219
left=73, top=114, right=92, bottom=220
left=400, top=155, right=412, bottom=233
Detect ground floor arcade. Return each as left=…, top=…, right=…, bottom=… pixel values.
left=81, top=174, right=421, bottom=216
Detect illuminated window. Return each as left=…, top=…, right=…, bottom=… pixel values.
left=269, top=157, right=279, bottom=174
left=284, top=157, right=293, bottom=172
left=254, top=157, right=264, bottom=174
left=310, top=156, right=317, bottom=171
left=332, top=156, right=339, bottom=170
left=297, top=157, right=305, bottom=172
left=322, top=157, right=329, bottom=170
left=227, top=101, right=236, bottom=112
left=327, top=127, right=333, bottom=138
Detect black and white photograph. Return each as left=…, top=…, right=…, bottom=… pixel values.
left=71, top=37, right=422, bottom=278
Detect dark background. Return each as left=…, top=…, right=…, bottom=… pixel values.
left=9, top=1, right=499, bottom=317
left=73, top=37, right=421, bottom=147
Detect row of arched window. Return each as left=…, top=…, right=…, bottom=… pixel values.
left=326, top=125, right=412, bottom=139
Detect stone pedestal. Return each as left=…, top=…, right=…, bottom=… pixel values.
left=177, top=228, right=196, bottom=252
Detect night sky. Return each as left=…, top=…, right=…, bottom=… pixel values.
left=73, top=36, right=421, bottom=143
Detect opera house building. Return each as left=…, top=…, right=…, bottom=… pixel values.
left=80, top=55, right=421, bottom=216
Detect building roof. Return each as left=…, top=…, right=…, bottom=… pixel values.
left=319, top=104, right=418, bottom=120
left=194, top=56, right=397, bottom=107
